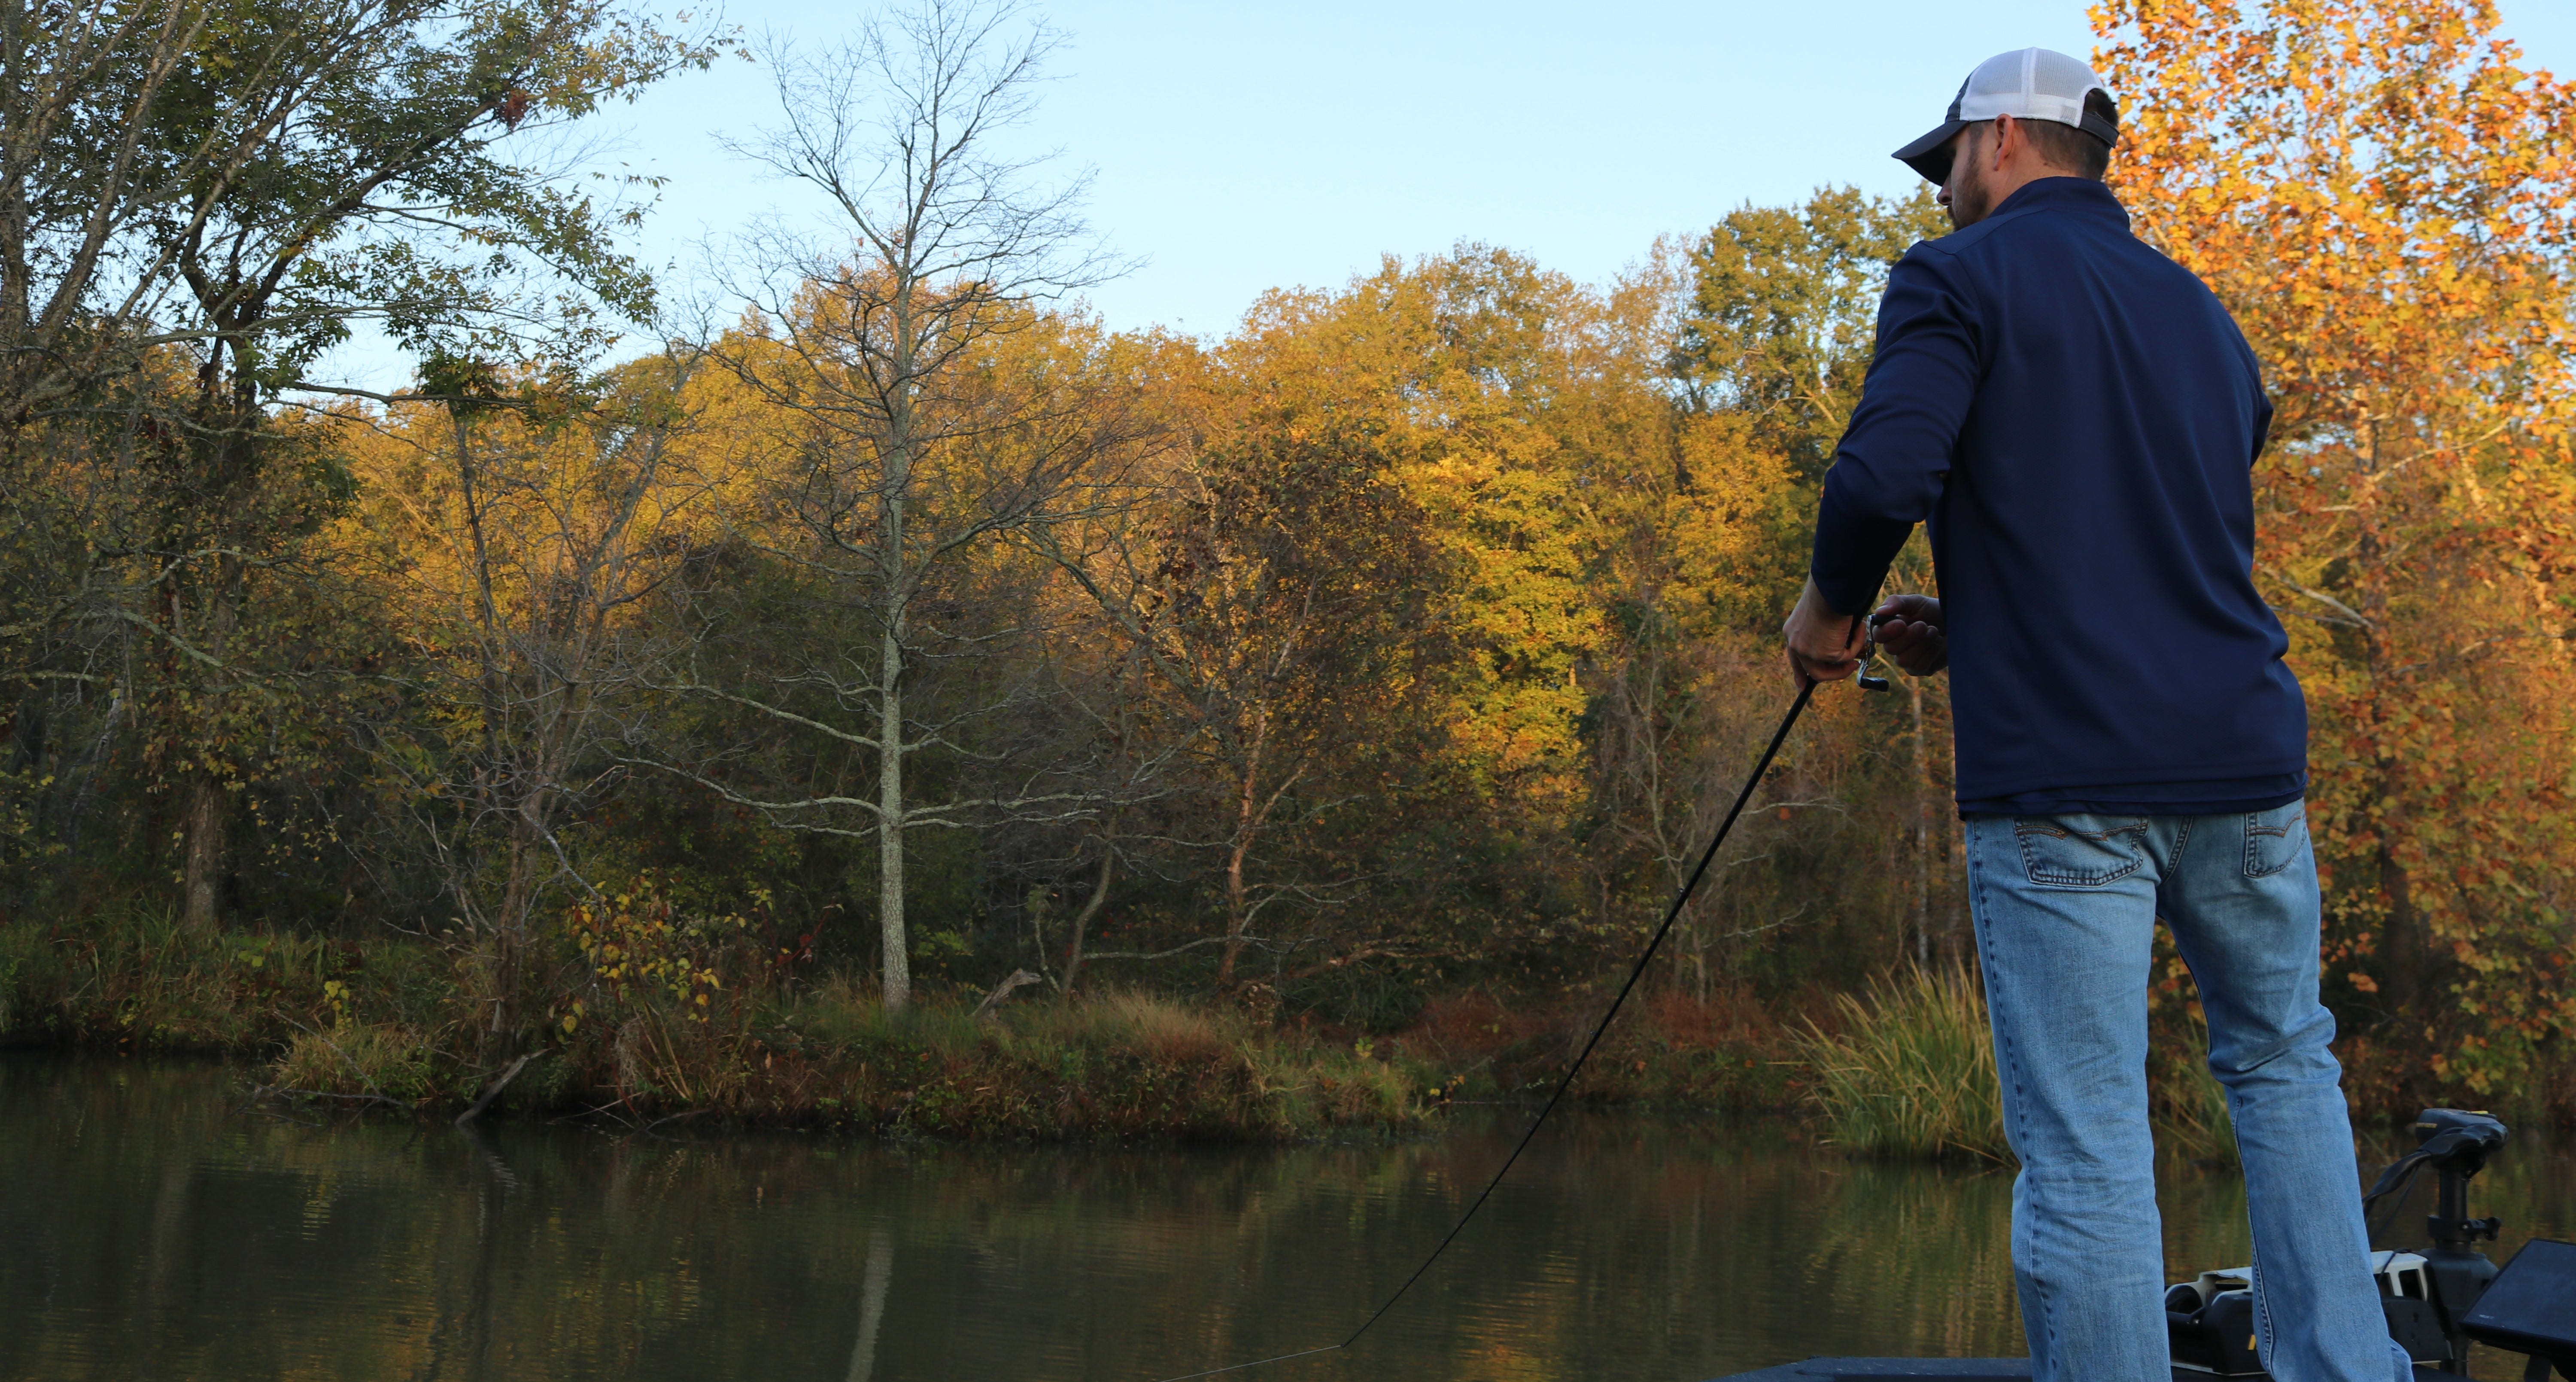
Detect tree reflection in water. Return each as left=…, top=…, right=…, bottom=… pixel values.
left=2, top=1057, right=2566, bottom=1382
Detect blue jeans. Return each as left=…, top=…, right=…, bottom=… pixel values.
left=1962, top=801, right=2411, bottom=1382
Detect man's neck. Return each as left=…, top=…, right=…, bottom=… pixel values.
left=1984, top=166, right=2086, bottom=212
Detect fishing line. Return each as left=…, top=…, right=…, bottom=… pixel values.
left=1150, top=667, right=1844, bottom=1382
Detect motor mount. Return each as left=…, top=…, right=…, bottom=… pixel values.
left=2166, top=1108, right=2569, bottom=1379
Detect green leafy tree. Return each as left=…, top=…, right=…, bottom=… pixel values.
left=0, top=0, right=715, bottom=926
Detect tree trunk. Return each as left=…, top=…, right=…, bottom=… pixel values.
left=1218, top=713, right=1267, bottom=986
left=1061, top=840, right=1115, bottom=998
left=180, top=773, right=227, bottom=930
left=1910, top=677, right=1931, bottom=967
left=176, top=547, right=243, bottom=931
left=486, top=832, right=542, bottom=1050
left=877, top=614, right=909, bottom=1012
left=1218, top=822, right=1252, bottom=985
left=2352, top=427, right=2421, bottom=1024
left=2378, top=841, right=2422, bottom=1017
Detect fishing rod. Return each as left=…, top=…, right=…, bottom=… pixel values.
left=1150, top=623, right=1893, bottom=1382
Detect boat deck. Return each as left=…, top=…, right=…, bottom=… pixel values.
left=1712, top=1363, right=2478, bottom=1380
left=1710, top=1363, right=2253, bottom=1381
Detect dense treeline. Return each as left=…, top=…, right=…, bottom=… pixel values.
left=3, top=0, right=2572, bottom=1124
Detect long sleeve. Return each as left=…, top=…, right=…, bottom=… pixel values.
left=1809, top=249, right=1984, bottom=615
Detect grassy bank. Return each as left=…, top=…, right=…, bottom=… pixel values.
left=0, top=910, right=1437, bottom=1139
left=0, top=905, right=1826, bottom=1138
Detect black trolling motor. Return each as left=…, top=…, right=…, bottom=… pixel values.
left=2166, top=1108, right=2576, bottom=1379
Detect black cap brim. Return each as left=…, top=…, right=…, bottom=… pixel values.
left=1893, top=121, right=1966, bottom=185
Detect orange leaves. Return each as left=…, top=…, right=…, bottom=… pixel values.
left=2097, top=0, right=2576, bottom=1103
left=2100, top=0, right=2576, bottom=438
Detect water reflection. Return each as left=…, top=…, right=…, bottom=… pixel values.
left=2, top=1056, right=2567, bottom=1382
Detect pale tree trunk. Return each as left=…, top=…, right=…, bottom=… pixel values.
left=875, top=335, right=915, bottom=1012
left=716, top=11, right=1119, bottom=1013
left=1910, top=676, right=1932, bottom=968
left=1059, top=836, right=1115, bottom=998
left=1217, top=710, right=1267, bottom=985
left=877, top=613, right=909, bottom=1011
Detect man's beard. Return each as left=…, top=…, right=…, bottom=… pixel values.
left=1948, top=167, right=1995, bottom=228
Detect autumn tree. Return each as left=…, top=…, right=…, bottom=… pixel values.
left=157, top=0, right=707, bottom=930
left=1634, top=189, right=1960, bottom=979
left=2098, top=0, right=2576, bottom=1102
left=0, top=0, right=713, bottom=929
left=1676, top=187, right=1948, bottom=484
left=337, top=359, right=717, bottom=1052
left=682, top=0, right=1129, bottom=1012
left=1046, top=416, right=1452, bottom=987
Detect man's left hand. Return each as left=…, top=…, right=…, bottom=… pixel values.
left=1870, top=593, right=1947, bottom=675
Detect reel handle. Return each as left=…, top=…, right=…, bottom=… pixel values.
left=1857, top=611, right=1895, bottom=692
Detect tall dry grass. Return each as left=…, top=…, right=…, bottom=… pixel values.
left=1797, top=965, right=2248, bottom=1166
left=1797, top=965, right=2008, bottom=1160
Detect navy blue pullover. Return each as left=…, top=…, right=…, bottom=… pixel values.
left=1810, top=177, right=2305, bottom=816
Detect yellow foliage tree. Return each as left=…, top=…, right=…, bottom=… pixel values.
left=2098, top=0, right=2576, bottom=1100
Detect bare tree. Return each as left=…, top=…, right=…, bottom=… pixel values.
left=683, top=0, right=1126, bottom=1011
left=355, top=360, right=712, bottom=1053
left=1594, top=611, right=1815, bottom=997
left=1036, top=424, right=1443, bottom=987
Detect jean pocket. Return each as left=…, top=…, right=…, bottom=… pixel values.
left=2244, top=801, right=2308, bottom=879
left=2014, top=814, right=2149, bottom=888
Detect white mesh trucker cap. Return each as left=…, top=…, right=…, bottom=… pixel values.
left=1893, top=48, right=2119, bottom=183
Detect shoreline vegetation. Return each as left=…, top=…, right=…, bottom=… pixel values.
left=0, top=910, right=2406, bottom=1162
left=6, top=0, right=2576, bottom=1165
left=0, top=909, right=1792, bottom=1142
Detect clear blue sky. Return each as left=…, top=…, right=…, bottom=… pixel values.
left=319, top=0, right=2576, bottom=386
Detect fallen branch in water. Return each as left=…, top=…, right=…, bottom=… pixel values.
left=640, top=1108, right=713, bottom=1135
left=454, top=1050, right=544, bottom=1128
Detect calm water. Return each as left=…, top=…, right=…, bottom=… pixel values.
left=3, top=1056, right=2570, bottom=1382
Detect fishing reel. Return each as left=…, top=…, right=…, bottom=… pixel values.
left=1856, top=612, right=1894, bottom=692
left=2166, top=1108, right=2576, bottom=1379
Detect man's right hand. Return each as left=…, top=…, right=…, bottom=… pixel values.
left=1871, top=593, right=1947, bottom=675
left=1783, top=577, right=1868, bottom=685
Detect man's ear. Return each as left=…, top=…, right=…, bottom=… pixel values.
left=1990, top=113, right=2021, bottom=168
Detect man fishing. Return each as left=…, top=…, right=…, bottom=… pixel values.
left=1780, top=48, right=2412, bottom=1382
